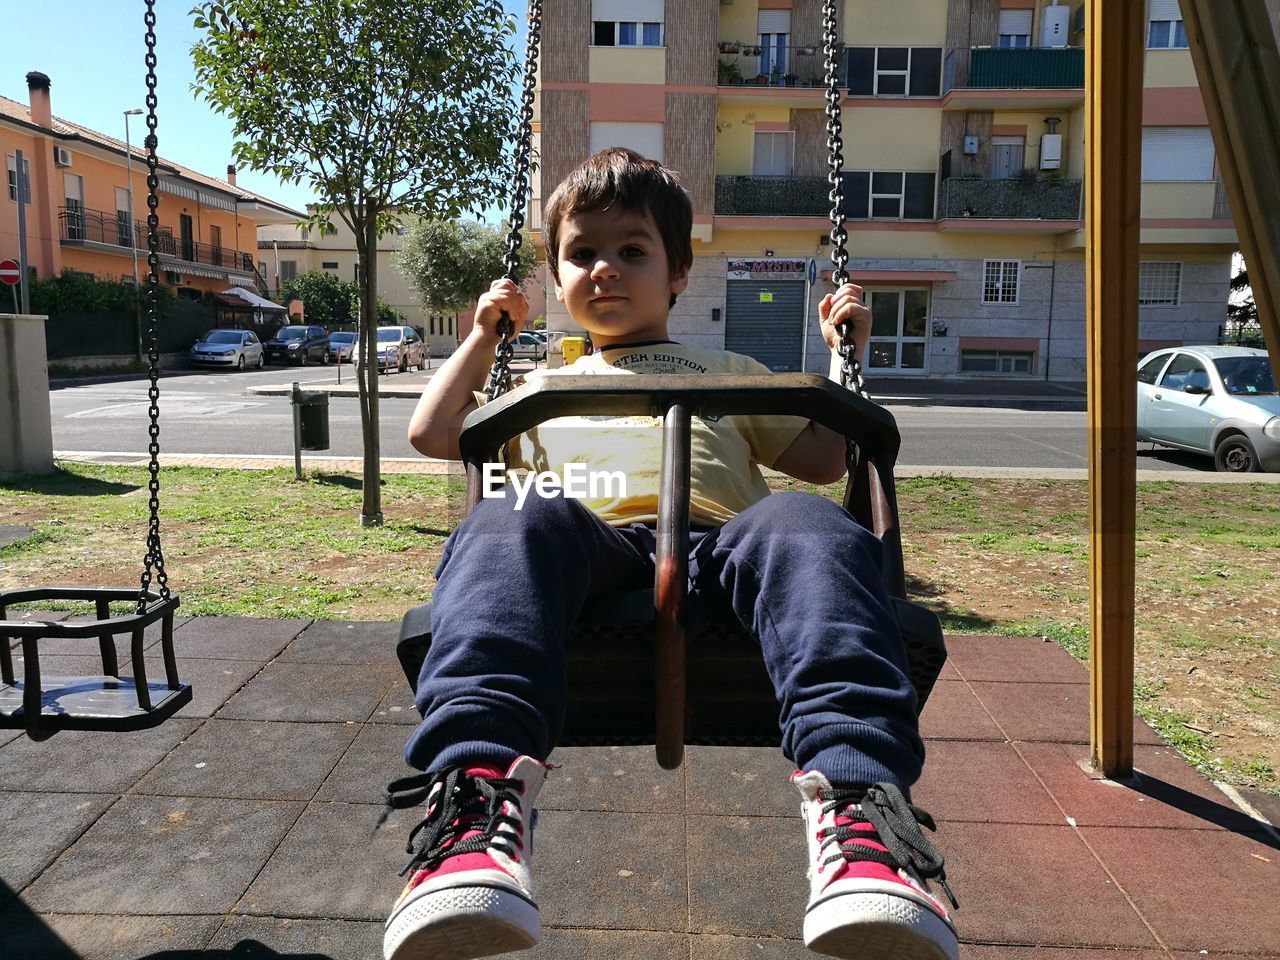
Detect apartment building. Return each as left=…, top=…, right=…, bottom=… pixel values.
left=2, top=72, right=301, bottom=300
left=534, top=0, right=1269, bottom=382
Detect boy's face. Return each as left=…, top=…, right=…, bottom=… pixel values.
left=552, top=207, right=689, bottom=348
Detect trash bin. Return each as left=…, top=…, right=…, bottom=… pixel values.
left=561, top=336, right=585, bottom=365
left=291, top=384, right=330, bottom=451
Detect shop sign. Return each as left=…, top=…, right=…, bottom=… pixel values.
left=727, top=258, right=807, bottom=280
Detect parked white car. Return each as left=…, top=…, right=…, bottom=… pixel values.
left=353, top=325, right=426, bottom=373
left=190, top=329, right=264, bottom=371
left=1137, top=345, right=1280, bottom=472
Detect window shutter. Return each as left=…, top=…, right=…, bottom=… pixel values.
left=757, top=11, right=792, bottom=33
left=846, top=48, right=875, bottom=95
left=908, top=48, right=942, bottom=96
left=997, top=10, right=1033, bottom=34
left=1141, top=127, right=1214, bottom=181
left=1148, top=0, right=1182, bottom=20
left=593, top=0, right=663, bottom=21
left=904, top=173, right=936, bottom=219
left=589, top=122, right=665, bottom=162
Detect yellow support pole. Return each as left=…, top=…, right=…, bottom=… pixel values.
left=1085, top=0, right=1144, bottom=779
left=1179, top=0, right=1280, bottom=377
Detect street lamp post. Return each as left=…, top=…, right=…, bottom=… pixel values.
left=124, top=108, right=144, bottom=363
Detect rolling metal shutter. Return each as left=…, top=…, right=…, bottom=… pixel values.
left=725, top=281, right=806, bottom=371
left=1148, top=0, right=1182, bottom=20
left=758, top=11, right=792, bottom=33
left=997, top=10, right=1033, bottom=35
left=1141, top=127, right=1214, bottom=180
left=593, top=0, right=663, bottom=21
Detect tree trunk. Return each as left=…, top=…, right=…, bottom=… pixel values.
left=357, top=215, right=383, bottom=526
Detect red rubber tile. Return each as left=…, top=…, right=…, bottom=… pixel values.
left=920, top=679, right=1005, bottom=741
left=967, top=681, right=1163, bottom=745
left=945, top=635, right=1087, bottom=684
left=1082, top=825, right=1280, bottom=953
left=914, top=741, right=1061, bottom=824
left=1019, top=741, right=1268, bottom=832
left=939, top=823, right=1159, bottom=948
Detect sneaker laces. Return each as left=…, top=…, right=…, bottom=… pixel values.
left=382, top=768, right=524, bottom=878
left=819, top=781, right=959, bottom=909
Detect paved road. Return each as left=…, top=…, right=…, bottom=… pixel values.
left=49, top=366, right=1209, bottom=473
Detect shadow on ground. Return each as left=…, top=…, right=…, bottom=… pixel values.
left=0, top=466, right=139, bottom=498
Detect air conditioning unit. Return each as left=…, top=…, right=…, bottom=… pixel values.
left=1040, top=134, right=1063, bottom=170
left=53, top=146, right=73, bottom=167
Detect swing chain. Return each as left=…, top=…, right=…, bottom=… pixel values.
left=822, top=0, right=869, bottom=401
left=138, top=0, right=168, bottom=611
left=485, top=0, right=543, bottom=403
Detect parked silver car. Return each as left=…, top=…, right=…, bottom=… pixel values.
left=354, top=325, right=426, bottom=373
left=190, top=329, right=264, bottom=371
left=1137, top=346, right=1280, bottom=472
left=328, top=330, right=357, bottom=362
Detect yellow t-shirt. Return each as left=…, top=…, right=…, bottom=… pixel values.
left=477, top=342, right=808, bottom=527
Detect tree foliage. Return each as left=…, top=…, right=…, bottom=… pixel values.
left=30, top=271, right=173, bottom=318
left=1228, top=262, right=1257, bottom=327
left=398, top=219, right=536, bottom=317
left=190, top=0, right=519, bottom=523
left=281, top=270, right=357, bottom=327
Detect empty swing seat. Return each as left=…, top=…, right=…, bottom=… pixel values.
left=398, top=374, right=947, bottom=769
left=0, top=586, right=192, bottom=741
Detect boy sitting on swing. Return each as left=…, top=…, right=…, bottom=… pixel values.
left=384, top=148, right=958, bottom=960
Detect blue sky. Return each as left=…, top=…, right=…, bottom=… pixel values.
left=0, top=0, right=529, bottom=224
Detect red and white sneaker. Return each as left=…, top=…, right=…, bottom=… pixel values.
left=793, top=773, right=959, bottom=960
left=383, top=756, right=549, bottom=960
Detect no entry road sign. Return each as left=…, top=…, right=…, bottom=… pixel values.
left=0, top=259, right=20, bottom=286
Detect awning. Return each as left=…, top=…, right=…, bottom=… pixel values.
left=215, top=287, right=288, bottom=312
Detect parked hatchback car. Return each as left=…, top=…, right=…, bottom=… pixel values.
left=264, top=325, right=330, bottom=365
left=328, top=331, right=357, bottom=363
left=509, top=331, right=547, bottom=362
left=354, top=325, right=425, bottom=373
left=1137, top=346, right=1280, bottom=472
left=190, top=329, right=263, bottom=370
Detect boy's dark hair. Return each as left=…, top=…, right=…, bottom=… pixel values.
left=543, top=148, right=694, bottom=308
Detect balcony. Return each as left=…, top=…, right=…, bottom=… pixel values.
left=966, top=47, right=1084, bottom=88
left=715, top=176, right=832, bottom=217
left=58, top=206, right=256, bottom=275
left=716, top=42, right=830, bottom=89
left=937, top=177, right=1082, bottom=221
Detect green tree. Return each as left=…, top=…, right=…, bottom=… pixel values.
left=1228, top=260, right=1257, bottom=328
left=281, top=270, right=358, bottom=327
left=397, top=219, right=535, bottom=330
left=191, top=0, right=517, bottom=525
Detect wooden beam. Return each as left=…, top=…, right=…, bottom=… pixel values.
left=1085, top=0, right=1144, bottom=779
left=1180, top=0, right=1280, bottom=382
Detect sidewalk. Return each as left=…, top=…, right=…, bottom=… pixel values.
left=2, top=617, right=1276, bottom=958
left=244, top=369, right=1088, bottom=410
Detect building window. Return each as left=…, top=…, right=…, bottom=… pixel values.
left=842, top=171, right=936, bottom=220
left=429, top=315, right=436, bottom=335
left=1147, top=0, right=1188, bottom=48
left=847, top=47, right=943, bottom=97
left=867, top=289, right=929, bottom=371
left=592, top=0, right=663, bottom=46
left=1138, top=261, right=1182, bottom=306
left=752, top=131, right=794, bottom=177
left=983, top=260, right=1021, bottom=304
left=961, top=351, right=1034, bottom=374
left=280, top=260, right=298, bottom=282
left=321, top=261, right=339, bottom=270
left=7, top=154, right=31, bottom=204
left=1141, top=127, right=1214, bottom=181
left=63, top=173, right=85, bottom=240
left=997, top=9, right=1033, bottom=48
left=588, top=122, right=665, bottom=162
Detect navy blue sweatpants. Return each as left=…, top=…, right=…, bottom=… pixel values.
left=405, top=489, right=924, bottom=790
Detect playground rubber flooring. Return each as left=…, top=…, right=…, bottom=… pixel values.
left=1, top=617, right=1276, bottom=959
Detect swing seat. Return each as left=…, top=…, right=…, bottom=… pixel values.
left=397, top=374, right=947, bottom=769
left=0, top=587, right=191, bottom=742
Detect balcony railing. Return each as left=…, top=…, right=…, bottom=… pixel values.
left=716, top=42, right=831, bottom=88
left=938, top=177, right=1082, bottom=220
left=965, top=47, right=1084, bottom=88
left=58, top=206, right=255, bottom=273
left=715, top=175, right=832, bottom=217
